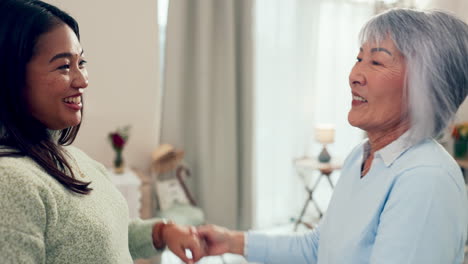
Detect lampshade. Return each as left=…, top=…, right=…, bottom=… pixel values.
left=315, top=124, right=335, bottom=144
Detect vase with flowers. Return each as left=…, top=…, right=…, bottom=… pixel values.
left=108, top=125, right=131, bottom=174
left=451, top=122, right=468, bottom=159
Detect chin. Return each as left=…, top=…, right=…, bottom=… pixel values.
left=66, top=120, right=81, bottom=129
left=53, top=119, right=81, bottom=130
left=348, top=112, right=359, bottom=127
left=67, top=114, right=82, bottom=127
left=348, top=116, right=367, bottom=131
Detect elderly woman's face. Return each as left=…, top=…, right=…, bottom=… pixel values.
left=348, top=37, right=407, bottom=134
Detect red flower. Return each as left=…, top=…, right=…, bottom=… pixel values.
left=108, top=125, right=130, bottom=152
left=111, top=133, right=125, bottom=149
left=452, top=126, right=460, bottom=140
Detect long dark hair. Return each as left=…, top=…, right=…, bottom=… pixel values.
left=0, top=0, right=92, bottom=194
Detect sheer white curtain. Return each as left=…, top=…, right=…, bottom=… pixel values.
left=161, top=0, right=253, bottom=229
left=254, top=0, right=374, bottom=228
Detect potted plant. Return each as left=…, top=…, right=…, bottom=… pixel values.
left=451, top=122, right=468, bottom=159
left=108, top=125, right=131, bottom=173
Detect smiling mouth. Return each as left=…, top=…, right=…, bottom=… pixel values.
left=353, top=95, right=368, bottom=103
left=63, top=95, right=81, bottom=104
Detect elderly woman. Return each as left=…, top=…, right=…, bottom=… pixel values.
left=197, top=8, right=468, bottom=264
left=0, top=0, right=204, bottom=263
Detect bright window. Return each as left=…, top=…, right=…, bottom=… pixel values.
left=254, top=0, right=373, bottom=228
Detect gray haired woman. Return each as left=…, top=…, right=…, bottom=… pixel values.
left=196, top=8, right=468, bottom=264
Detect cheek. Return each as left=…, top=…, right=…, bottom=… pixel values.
left=368, top=72, right=405, bottom=111
left=372, top=68, right=405, bottom=96
left=387, top=72, right=406, bottom=108
left=25, top=76, right=65, bottom=111
left=37, top=76, right=67, bottom=94
left=46, top=77, right=67, bottom=93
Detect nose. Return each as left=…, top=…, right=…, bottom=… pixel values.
left=72, top=68, right=89, bottom=89
left=349, top=64, right=366, bottom=87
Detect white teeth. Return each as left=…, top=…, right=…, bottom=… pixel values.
left=353, top=95, right=367, bottom=102
left=63, top=96, right=81, bottom=104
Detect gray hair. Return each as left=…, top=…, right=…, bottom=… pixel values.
left=359, top=8, right=468, bottom=142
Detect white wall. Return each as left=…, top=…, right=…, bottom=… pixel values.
left=44, top=0, right=161, bottom=170
left=40, top=0, right=468, bottom=171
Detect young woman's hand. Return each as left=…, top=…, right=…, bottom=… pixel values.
left=153, top=222, right=205, bottom=264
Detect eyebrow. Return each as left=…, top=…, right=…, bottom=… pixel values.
left=371, top=47, right=392, bottom=56
left=49, top=50, right=84, bottom=63
left=359, top=47, right=393, bottom=56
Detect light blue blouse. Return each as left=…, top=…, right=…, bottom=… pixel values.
left=247, top=136, right=468, bottom=264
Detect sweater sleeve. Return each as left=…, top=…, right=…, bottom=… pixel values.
left=246, top=224, right=321, bottom=264
left=370, top=166, right=468, bottom=264
left=0, top=163, right=56, bottom=264
left=128, top=218, right=163, bottom=259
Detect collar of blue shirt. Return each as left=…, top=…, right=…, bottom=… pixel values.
left=362, top=131, right=414, bottom=168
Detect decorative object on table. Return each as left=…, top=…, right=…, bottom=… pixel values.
left=315, top=124, right=335, bottom=163
left=452, top=122, right=468, bottom=159
left=151, top=144, right=204, bottom=226
left=108, top=125, right=131, bottom=174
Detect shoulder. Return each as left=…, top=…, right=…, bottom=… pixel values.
left=0, top=154, right=47, bottom=186
left=395, top=139, right=457, bottom=169
left=0, top=155, right=58, bottom=235
left=385, top=140, right=467, bottom=213
left=391, top=139, right=465, bottom=194
left=0, top=154, right=58, bottom=198
left=392, top=166, right=463, bottom=198
left=382, top=145, right=467, bottom=222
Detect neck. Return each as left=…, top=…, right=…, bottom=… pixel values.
left=366, top=122, right=410, bottom=157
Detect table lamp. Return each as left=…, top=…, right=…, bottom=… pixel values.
left=315, top=125, right=335, bottom=163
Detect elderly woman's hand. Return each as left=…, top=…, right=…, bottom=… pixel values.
left=197, top=224, right=245, bottom=256
left=152, top=221, right=205, bottom=264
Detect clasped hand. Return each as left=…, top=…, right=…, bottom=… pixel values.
left=155, top=223, right=244, bottom=264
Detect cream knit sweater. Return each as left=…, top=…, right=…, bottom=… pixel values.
left=0, top=146, right=161, bottom=263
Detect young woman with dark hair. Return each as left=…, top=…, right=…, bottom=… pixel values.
left=0, top=1, right=204, bottom=263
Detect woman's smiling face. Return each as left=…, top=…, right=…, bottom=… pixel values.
left=24, top=23, right=88, bottom=130
left=348, top=37, right=408, bottom=135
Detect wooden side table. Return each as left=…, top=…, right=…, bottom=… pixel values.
left=293, top=158, right=341, bottom=231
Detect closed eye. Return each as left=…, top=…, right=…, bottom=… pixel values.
left=57, top=64, right=70, bottom=70
left=79, top=59, right=87, bottom=68
left=372, top=60, right=382, bottom=66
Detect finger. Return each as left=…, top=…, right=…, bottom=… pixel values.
left=183, top=236, right=204, bottom=262
left=184, top=249, right=195, bottom=264
left=189, top=226, right=198, bottom=235
left=199, top=234, right=208, bottom=250
left=196, top=224, right=213, bottom=234
left=189, top=242, right=205, bottom=262
left=197, top=226, right=216, bottom=241
left=171, top=246, right=192, bottom=264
